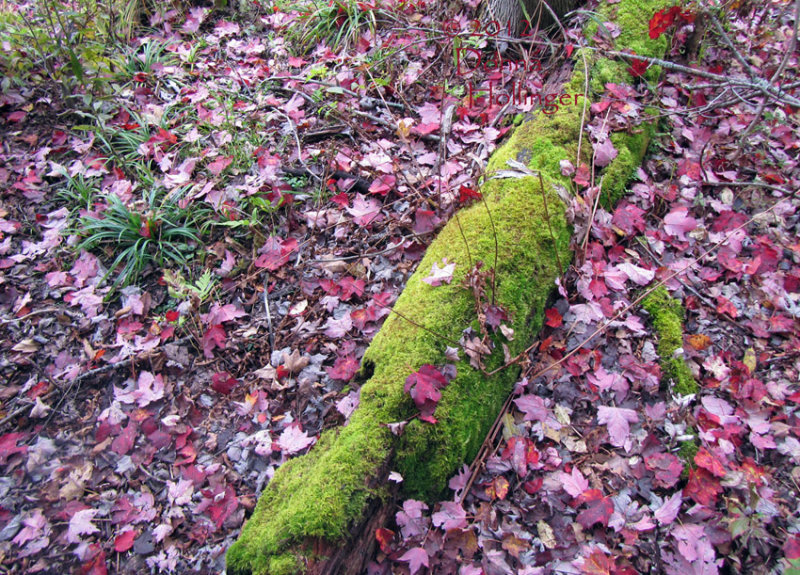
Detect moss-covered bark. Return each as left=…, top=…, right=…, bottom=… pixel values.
left=228, top=1, right=671, bottom=573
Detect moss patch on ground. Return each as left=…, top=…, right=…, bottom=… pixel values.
left=642, top=286, right=699, bottom=396
left=227, top=0, right=673, bottom=572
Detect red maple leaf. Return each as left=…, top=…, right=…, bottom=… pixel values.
left=326, top=356, right=360, bottom=381
left=404, top=364, right=452, bottom=424
left=0, top=432, right=28, bottom=464
left=648, top=6, right=681, bottom=39
left=255, top=236, right=298, bottom=271
left=694, top=447, right=727, bottom=478
left=211, top=372, right=239, bottom=395
left=545, top=307, right=563, bottom=328
left=577, top=489, right=614, bottom=529
left=375, top=527, right=395, bottom=554
left=683, top=468, right=722, bottom=506
left=628, top=57, right=650, bottom=77
left=458, top=185, right=481, bottom=204
left=202, top=324, right=226, bottom=358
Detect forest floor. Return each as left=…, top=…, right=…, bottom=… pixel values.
left=0, top=0, right=799, bottom=573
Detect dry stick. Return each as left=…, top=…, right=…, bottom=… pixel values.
left=438, top=105, right=474, bottom=269
left=271, top=109, right=322, bottom=184
left=538, top=172, right=563, bottom=276
left=741, top=0, right=800, bottom=136
left=367, top=295, right=463, bottom=348
left=602, top=49, right=800, bottom=108
left=263, top=272, right=275, bottom=352
left=459, top=186, right=797, bottom=502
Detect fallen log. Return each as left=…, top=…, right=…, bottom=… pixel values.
left=228, top=1, right=671, bottom=573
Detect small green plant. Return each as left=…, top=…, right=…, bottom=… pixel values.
left=56, top=173, right=100, bottom=215
left=163, top=268, right=217, bottom=304
left=77, top=187, right=201, bottom=289
left=115, top=37, right=177, bottom=81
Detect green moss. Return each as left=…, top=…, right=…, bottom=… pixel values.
left=643, top=287, right=699, bottom=396
left=228, top=0, right=672, bottom=572
left=677, top=428, right=699, bottom=479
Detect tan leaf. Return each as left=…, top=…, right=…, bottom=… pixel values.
left=537, top=520, right=557, bottom=549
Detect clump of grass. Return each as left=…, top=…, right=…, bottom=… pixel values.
left=77, top=187, right=202, bottom=289
left=290, top=0, right=396, bottom=51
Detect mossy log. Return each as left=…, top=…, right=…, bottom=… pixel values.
left=228, top=1, right=671, bottom=573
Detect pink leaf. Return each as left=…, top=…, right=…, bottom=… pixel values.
left=616, top=262, right=655, bottom=286
left=593, top=138, right=618, bottom=167
left=663, top=206, right=698, bottom=240
left=422, top=258, right=455, bottom=287
left=653, top=491, right=682, bottom=525
left=278, top=426, right=316, bottom=454
left=413, top=208, right=442, bottom=234
left=398, top=547, right=429, bottom=575
left=347, top=194, right=382, bottom=226
left=431, top=501, right=467, bottom=530
left=67, top=509, right=100, bottom=543
left=596, top=406, right=638, bottom=447
left=204, top=303, right=247, bottom=325
left=207, top=156, right=232, bottom=176
left=514, top=395, right=548, bottom=422
left=202, top=324, right=226, bottom=358
left=560, top=466, right=589, bottom=498
left=323, top=314, right=353, bottom=338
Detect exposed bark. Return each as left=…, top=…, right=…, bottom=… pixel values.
left=483, top=0, right=578, bottom=36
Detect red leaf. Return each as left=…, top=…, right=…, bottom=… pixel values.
left=404, top=364, right=451, bottom=424
left=458, top=185, right=481, bottom=204
left=326, top=356, right=360, bottom=381
left=716, top=296, right=738, bottom=318
left=166, top=310, right=179, bottom=322
left=331, top=192, right=349, bottom=207
left=255, top=237, right=298, bottom=271
left=683, top=467, right=722, bottom=506
left=413, top=208, right=442, bottom=235
left=202, top=324, right=226, bottom=358
left=114, top=530, right=136, bottom=553
left=112, top=421, right=138, bottom=455
left=211, top=372, right=239, bottom=395
left=694, top=447, right=727, bottom=478
left=545, top=307, right=563, bottom=328
left=648, top=5, right=681, bottom=39
left=375, top=527, right=394, bottom=554
left=581, top=549, right=615, bottom=575
left=0, top=432, right=28, bottom=464
left=628, top=57, right=650, bottom=77
left=577, top=491, right=614, bottom=529
left=784, top=536, right=800, bottom=560
left=207, top=156, right=233, bottom=175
